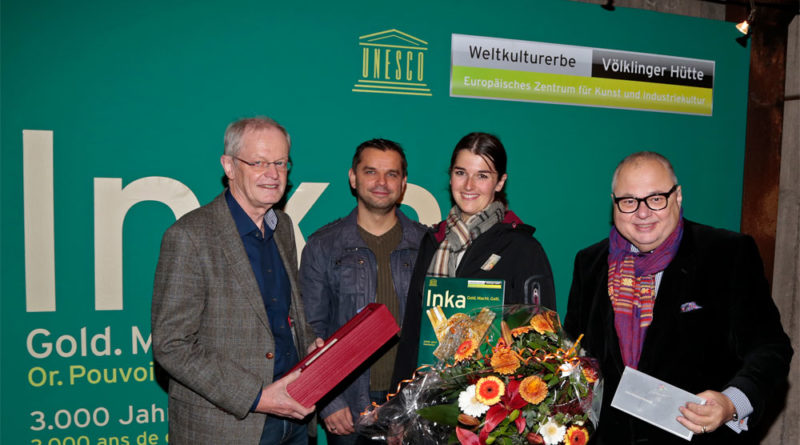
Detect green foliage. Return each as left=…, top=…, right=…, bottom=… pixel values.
left=417, top=402, right=460, bottom=426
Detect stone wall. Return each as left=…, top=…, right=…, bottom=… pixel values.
left=768, top=14, right=799, bottom=445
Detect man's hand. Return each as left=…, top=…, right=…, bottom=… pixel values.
left=254, top=369, right=314, bottom=419
left=324, top=407, right=355, bottom=435
left=677, top=390, right=736, bottom=434
left=307, top=337, right=325, bottom=355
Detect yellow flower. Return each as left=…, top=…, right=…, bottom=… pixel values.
left=621, top=277, right=634, bottom=287
left=511, top=325, right=533, bottom=337
left=475, top=376, right=505, bottom=405
left=501, top=321, right=513, bottom=346
left=491, top=347, right=521, bottom=375
left=519, top=375, right=548, bottom=405
left=530, top=313, right=555, bottom=334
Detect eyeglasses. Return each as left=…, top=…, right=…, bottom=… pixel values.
left=613, top=184, right=679, bottom=213
left=233, top=156, right=291, bottom=172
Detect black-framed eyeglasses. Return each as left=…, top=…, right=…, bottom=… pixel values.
left=613, top=184, right=679, bottom=213
left=233, top=156, right=291, bottom=172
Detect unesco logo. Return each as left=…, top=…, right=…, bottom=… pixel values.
left=353, top=29, right=431, bottom=96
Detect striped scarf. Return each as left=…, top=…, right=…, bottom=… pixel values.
left=427, top=201, right=505, bottom=277
left=608, top=216, right=684, bottom=369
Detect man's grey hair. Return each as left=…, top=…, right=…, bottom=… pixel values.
left=611, top=151, right=678, bottom=191
left=224, top=117, right=291, bottom=157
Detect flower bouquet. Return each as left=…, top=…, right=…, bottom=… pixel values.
left=357, top=305, right=602, bottom=445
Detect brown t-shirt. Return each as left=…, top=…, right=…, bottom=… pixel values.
left=358, top=222, right=402, bottom=391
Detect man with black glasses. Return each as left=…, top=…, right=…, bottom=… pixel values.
left=564, top=151, right=792, bottom=445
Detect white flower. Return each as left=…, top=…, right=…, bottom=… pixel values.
left=539, top=418, right=566, bottom=445
left=559, top=362, right=575, bottom=378
left=458, top=384, right=490, bottom=417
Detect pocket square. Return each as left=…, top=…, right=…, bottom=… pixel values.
left=481, top=253, right=501, bottom=271
left=680, top=301, right=703, bottom=313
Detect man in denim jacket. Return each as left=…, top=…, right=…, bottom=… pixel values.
left=299, top=139, right=426, bottom=444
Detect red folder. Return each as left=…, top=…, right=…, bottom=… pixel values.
left=287, top=303, right=400, bottom=407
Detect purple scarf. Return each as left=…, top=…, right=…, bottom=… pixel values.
left=608, top=215, right=684, bottom=368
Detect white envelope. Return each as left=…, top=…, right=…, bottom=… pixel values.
left=611, top=366, right=706, bottom=441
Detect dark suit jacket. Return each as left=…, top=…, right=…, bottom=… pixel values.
left=564, top=219, right=792, bottom=445
left=152, top=192, right=315, bottom=445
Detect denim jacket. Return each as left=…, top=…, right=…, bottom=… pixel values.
left=299, top=207, right=426, bottom=420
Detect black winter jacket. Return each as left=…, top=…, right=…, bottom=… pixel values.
left=392, top=210, right=556, bottom=387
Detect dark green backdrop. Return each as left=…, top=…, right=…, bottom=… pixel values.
left=1, top=1, right=749, bottom=443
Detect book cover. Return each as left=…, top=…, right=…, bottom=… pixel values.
left=416, top=277, right=505, bottom=367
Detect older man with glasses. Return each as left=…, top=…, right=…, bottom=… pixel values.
left=152, top=117, right=323, bottom=445
left=564, top=151, right=792, bottom=445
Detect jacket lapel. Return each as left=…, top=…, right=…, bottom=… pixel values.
left=273, top=210, right=312, bottom=353
left=273, top=210, right=298, bottom=296
left=209, top=193, right=270, bottom=329
left=594, top=248, right=626, bottom=376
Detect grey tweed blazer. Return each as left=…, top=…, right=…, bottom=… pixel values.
left=152, top=192, right=314, bottom=445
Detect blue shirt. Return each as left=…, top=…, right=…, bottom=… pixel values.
left=225, top=191, right=299, bottom=382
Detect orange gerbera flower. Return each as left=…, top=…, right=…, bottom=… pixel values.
left=530, top=313, right=555, bottom=334
left=474, top=376, right=505, bottom=405
left=519, top=375, right=548, bottom=405
left=454, top=338, right=477, bottom=362
left=564, top=425, right=589, bottom=445
left=491, top=347, right=520, bottom=375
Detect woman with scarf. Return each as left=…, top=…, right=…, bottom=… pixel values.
left=392, top=132, right=556, bottom=388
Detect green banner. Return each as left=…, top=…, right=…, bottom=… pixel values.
left=1, top=1, right=749, bottom=444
